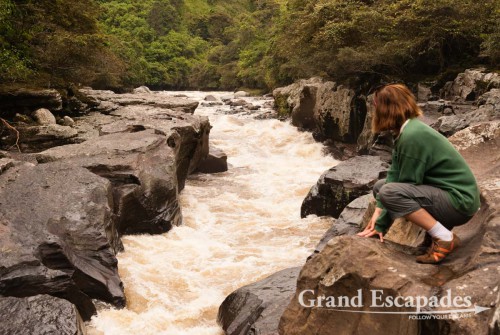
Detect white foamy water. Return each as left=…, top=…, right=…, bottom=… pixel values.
left=87, top=91, right=337, bottom=335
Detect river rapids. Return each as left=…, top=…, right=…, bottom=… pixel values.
left=88, top=91, right=337, bottom=335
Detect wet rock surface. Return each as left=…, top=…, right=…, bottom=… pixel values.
left=218, top=267, right=301, bottom=335
left=0, top=295, right=85, bottom=335
left=196, top=146, right=228, bottom=174
left=0, top=161, right=124, bottom=320
left=0, top=89, right=211, bottom=326
left=301, top=155, right=389, bottom=218
left=36, top=129, right=182, bottom=235
left=312, top=194, right=372, bottom=255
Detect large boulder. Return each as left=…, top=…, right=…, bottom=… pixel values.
left=442, top=68, right=500, bottom=101
left=196, top=146, right=228, bottom=174
left=218, top=267, right=301, bottom=335
left=36, top=129, right=182, bottom=235
left=67, top=104, right=210, bottom=191
left=314, top=82, right=365, bottom=143
left=273, top=78, right=368, bottom=143
left=272, top=77, right=323, bottom=128
left=0, top=295, right=85, bottom=335
left=280, top=118, right=500, bottom=335
left=0, top=161, right=125, bottom=320
left=87, top=105, right=210, bottom=190
left=301, top=155, right=389, bottom=218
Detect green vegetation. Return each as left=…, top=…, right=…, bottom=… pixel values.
left=0, top=0, right=499, bottom=90
left=0, top=0, right=124, bottom=89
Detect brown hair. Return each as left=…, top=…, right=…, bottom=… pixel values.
left=371, top=84, right=423, bottom=133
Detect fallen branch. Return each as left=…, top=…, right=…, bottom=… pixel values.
left=0, top=118, right=21, bottom=152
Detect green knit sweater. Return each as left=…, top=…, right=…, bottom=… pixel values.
left=375, top=118, right=480, bottom=234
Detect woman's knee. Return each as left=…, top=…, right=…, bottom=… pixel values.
left=378, top=183, right=399, bottom=206
left=373, top=179, right=386, bottom=197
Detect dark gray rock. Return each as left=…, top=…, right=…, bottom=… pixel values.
left=0, top=295, right=85, bottom=335
left=301, top=155, right=389, bottom=218
left=0, top=161, right=125, bottom=320
left=273, top=78, right=366, bottom=142
left=368, top=131, right=393, bottom=162
left=0, top=89, right=62, bottom=117
left=196, top=146, right=228, bottom=174
left=218, top=267, right=301, bottom=335
left=314, top=82, right=364, bottom=143
left=356, top=94, right=376, bottom=154
left=36, top=129, right=182, bottom=235
left=103, top=105, right=210, bottom=190
left=312, top=194, right=372, bottom=255
left=204, top=94, right=218, bottom=101
left=272, top=77, right=322, bottom=129
left=70, top=105, right=210, bottom=191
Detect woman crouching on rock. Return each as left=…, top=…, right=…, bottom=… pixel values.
left=357, top=84, right=480, bottom=264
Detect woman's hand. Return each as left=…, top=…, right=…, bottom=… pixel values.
left=357, top=207, right=384, bottom=242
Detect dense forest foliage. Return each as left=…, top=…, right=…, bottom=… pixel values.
left=1, top=0, right=499, bottom=91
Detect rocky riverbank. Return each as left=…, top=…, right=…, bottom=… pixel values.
left=218, top=69, right=500, bottom=335
left=0, top=88, right=218, bottom=333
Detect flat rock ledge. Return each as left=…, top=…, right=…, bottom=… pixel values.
left=218, top=267, right=301, bottom=335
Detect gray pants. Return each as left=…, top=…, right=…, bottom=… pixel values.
left=373, top=179, right=472, bottom=229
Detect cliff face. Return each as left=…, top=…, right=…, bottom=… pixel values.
left=272, top=68, right=500, bottom=158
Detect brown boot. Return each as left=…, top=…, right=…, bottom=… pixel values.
left=416, top=234, right=461, bottom=264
